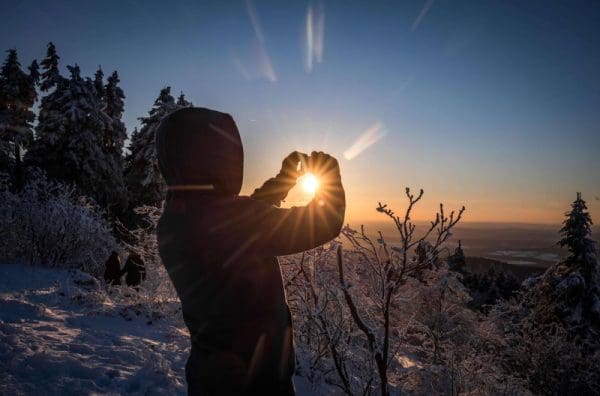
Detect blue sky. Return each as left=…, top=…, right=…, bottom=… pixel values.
left=2, top=0, right=599, bottom=223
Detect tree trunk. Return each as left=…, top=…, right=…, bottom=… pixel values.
left=13, top=144, right=23, bottom=191
left=377, top=360, right=389, bottom=396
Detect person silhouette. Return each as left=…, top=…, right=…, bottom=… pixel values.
left=122, top=251, right=146, bottom=289
left=156, top=107, right=345, bottom=395
left=103, top=251, right=122, bottom=286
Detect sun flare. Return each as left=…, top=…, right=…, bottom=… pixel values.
left=301, top=173, right=319, bottom=195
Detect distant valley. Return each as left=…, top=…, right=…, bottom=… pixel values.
left=350, top=221, right=600, bottom=279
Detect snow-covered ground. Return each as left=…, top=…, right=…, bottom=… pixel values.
left=0, top=263, right=190, bottom=395
left=0, top=264, right=321, bottom=395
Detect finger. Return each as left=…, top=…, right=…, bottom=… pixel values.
left=282, top=151, right=299, bottom=166
left=324, top=155, right=340, bottom=175
left=311, top=151, right=330, bottom=172
left=281, top=151, right=306, bottom=177
left=308, top=151, right=320, bottom=170
left=284, top=151, right=308, bottom=170
left=286, top=151, right=305, bottom=162
left=324, top=153, right=338, bottom=169
left=315, top=154, right=340, bottom=178
left=297, top=153, right=309, bottom=173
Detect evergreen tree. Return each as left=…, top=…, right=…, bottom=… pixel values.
left=0, top=49, right=39, bottom=189
left=176, top=91, right=192, bottom=107
left=449, top=240, right=466, bottom=271
left=104, top=71, right=126, bottom=152
left=60, top=65, right=113, bottom=203
left=94, top=66, right=105, bottom=99
left=26, top=43, right=67, bottom=178
left=28, top=44, right=126, bottom=215
left=125, top=87, right=191, bottom=207
left=39, top=42, right=60, bottom=92
left=26, top=42, right=65, bottom=172
left=29, top=64, right=114, bottom=208
left=28, top=59, right=40, bottom=82
left=101, top=70, right=128, bottom=215
left=559, top=192, right=597, bottom=278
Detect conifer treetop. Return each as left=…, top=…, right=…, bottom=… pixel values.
left=94, top=66, right=105, bottom=99
left=40, top=42, right=61, bottom=91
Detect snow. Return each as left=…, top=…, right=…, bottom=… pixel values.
left=0, top=263, right=321, bottom=395
left=0, top=263, right=189, bottom=395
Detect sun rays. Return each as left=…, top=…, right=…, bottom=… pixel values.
left=301, top=173, right=319, bottom=195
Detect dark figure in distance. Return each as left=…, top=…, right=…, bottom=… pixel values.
left=122, top=252, right=146, bottom=289
left=156, top=108, right=345, bottom=395
left=103, top=251, right=121, bottom=286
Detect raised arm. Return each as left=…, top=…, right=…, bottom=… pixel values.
left=250, top=151, right=306, bottom=207
left=247, top=152, right=346, bottom=256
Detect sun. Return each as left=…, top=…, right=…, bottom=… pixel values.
left=301, top=173, right=319, bottom=194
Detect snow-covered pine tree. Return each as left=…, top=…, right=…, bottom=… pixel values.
left=39, top=42, right=60, bottom=92
left=559, top=192, right=597, bottom=278
left=101, top=70, right=128, bottom=215
left=29, top=43, right=127, bottom=214
left=125, top=87, right=191, bottom=207
left=104, top=71, right=126, bottom=152
left=176, top=91, right=192, bottom=107
left=93, top=66, right=105, bottom=100
left=58, top=65, right=114, bottom=206
left=0, top=48, right=39, bottom=190
left=25, top=42, right=66, bottom=176
left=29, top=63, right=114, bottom=208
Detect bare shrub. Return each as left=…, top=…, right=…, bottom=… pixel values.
left=284, top=188, right=471, bottom=394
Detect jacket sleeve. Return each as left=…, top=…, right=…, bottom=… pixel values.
left=250, top=172, right=296, bottom=207
left=243, top=169, right=346, bottom=256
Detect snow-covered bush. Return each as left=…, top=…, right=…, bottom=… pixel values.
left=283, top=188, right=474, bottom=395
left=485, top=297, right=600, bottom=395
left=283, top=188, right=534, bottom=394
left=282, top=244, right=372, bottom=394
left=128, top=205, right=178, bottom=301
left=0, top=169, right=118, bottom=276
left=284, top=246, right=525, bottom=395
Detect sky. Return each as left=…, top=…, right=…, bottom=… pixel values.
left=1, top=0, right=599, bottom=225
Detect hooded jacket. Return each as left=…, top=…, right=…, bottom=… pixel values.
left=156, top=107, right=345, bottom=394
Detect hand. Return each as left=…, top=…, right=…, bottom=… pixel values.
left=306, top=151, right=340, bottom=178
left=280, top=151, right=309, bottom=179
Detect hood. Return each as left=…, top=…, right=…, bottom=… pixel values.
left=156, top=107, right=243, bottom=195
